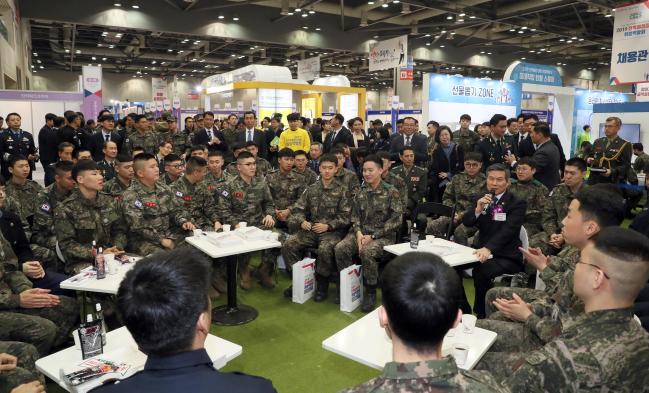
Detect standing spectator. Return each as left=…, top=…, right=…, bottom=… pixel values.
left=389, top=117, right=427, bottom=165
left=90, top=114, right=123, bottom=161
left=193, top=112, right=228, bottom=154
left=323, top=114, right=353, bottom=153
left=235, top=111, right=268, bottom=159
left=0, top=113, right=37, bottom=180
left=428, top=126, right=464, bottom=202
left=309, top=117, right=323, bottom=144
left=633, top=143, right=649, bottom=173
left=38, top=113, right=59, bottom=186
left=278, top=113, right=311, bottom=152
left=426, top=120, right=439, bottom=164
left=452, top=114, right=479, bottom=153
left=587, top=116, right=632, bottom=185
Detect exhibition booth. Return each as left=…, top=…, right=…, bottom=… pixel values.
left=591, top=101, right=649, bottom=147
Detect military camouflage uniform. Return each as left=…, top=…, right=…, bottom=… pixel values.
left=5, top=180, right=42, bottom=230
left=427, top=172, right=486, bottom=244
left=294, top=167, right=318, bottom=186
left=96, top=159, right=116, bottom=181
left=31, top=184, right=71, bottom=271
left=633, top=151, right=649, bottom=173
left=123, top=130, right=160, bottom=155
left=340, top=357, right=507, bottom=393
left=224, top=157, right=272, bottom=178
left=102, top=177, right=131, bottom=200
left=120, top=180, right=191, bottom=256
left=381, top=171, right=408, bottom=211
left=336, top=167, right=361, bottom=198
left=170, top=176, right=220, bottom=231
left=426, top=136, right=437, bottom=164
left=282, top=177, right=351, bottom=278
left=266, top=169, right=306, bottom=231
left=0, top=340, right=43, bottom=389
left=221, top=128, right=239, bottom=163
left=54, top=188, right=127, bottom=273
left=452, top=129, right=480, bottom=154
left=0, top=237, right=77, bottom=356
left=335, top=181, right=403, bottom=286
left=529, top=183, right=586, bottom=253
left=509, top=179, right=548, bottom=237
left=169, top=130, right=191, bottom=157
left=504, top=308, right=649, bottom=392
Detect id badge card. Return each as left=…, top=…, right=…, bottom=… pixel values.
left=493, top=212, right=507, bottom=221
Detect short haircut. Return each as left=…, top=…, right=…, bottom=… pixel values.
left=293, top=149, right=308, bottom=158
left=574, top=184, right=625, bottom=228
left=373, top=119, right=383, bottom=125
left=287, top=113, right=301, bottom=122
left=53, top=116, right=65, bottom=128
left=159, top=140, right=172, bottom=148
left=245, top=141, right=258, bottom=149
left=185, top=156, right=207, bottom=174
left=565, top=157, right=587, bottom=172
left=104, top=140, right=118, bottom=149
left=8, top=154, right=28, bottom=167
left=332, top=113, right=345, bottom=124
left=363, top=154, right=383, bottom=169
left=231, top=141, right=246, bottom=151
left=310, top=141, right=323, bottom=150
left=58, top=142, right=74, bottom=152
left=237, top=151, right=254, bottom=161
left=486, top=163, right=510, bottom=181
left=203, top=111, right=215, bottom=119
left=45, top=113, right=57, bottom=122
left=6, top=112, right=21, bottom=121
left=376, top=151, right=390, bottom=162
left=460, top=114, right=471, bottom=122
left=400, top=146, right=415, bottom=155
left=381, top=252, right=461, bottom=352
left=464, top=152, right=482, bottom=163
left=396, top=119, right=404, bottom=125
left=208, top=150, right=225, bottom=159
left=489, top=114, right=507, bottom=126
left=243, top=110, right=256, bottom=119
left=331, top=147, right=344, bottom=156
left=133, top=153, right=156, bottom=173
left=402, top=116, right=416, bottom=124
left=227, top=113, right=237, bottom=121
left=190, top=144, right=208, bottom=154
left=507, top=118, right=518, bottom=127
left=98, top=114, right=114, bottom=123
left=277, top=148, right=296, bottom=159
left=65, top=112, right=79, bottom=124
left=605, top=116, right=622, bottom=127
left=522, top=113, right=539, bottom=122
left=54, top=160, right=74, bottom=175
left=583, top=125, right=590, bottom=131
left=427, top=120, right=439, bottom=129
left=134, top=114, right=148, bottom=123
left=319, top=153, right=338, bottom=167
left=72, top=159, right=101, bottom=181
left=533, top=122, right=551, bottom=138
left=633, top=143, right=643, bottom=151
left=517, top=156, right=537, bottom=169
left=117, top=248, right=211, bottom=356
left=116, top=154, right=133, bottom=164
left=72, top=148, right=91, bottom=159
left=164, top=154, right=182, bottom=164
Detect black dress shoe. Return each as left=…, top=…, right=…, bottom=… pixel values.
left=314, top=289, right=328, bottom=302
left=361, top=292, right=376, bottom=312
left=283, top=286, right=292, bottom=298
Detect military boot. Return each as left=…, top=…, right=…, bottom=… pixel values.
left=239, top=266, right=252, bottom=290
left=332, top=275, right=341, bottom=305
left=361, top=285, right=377, bottom=312
left=257, top=262, right=275, bottom=289
left=314, top=274, right=329, bottom=302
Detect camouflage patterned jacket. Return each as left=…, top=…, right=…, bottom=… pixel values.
left=288, top=177, right=351, bottom=234
left=224, top=158, right=272, bottom=178
left=442, top=172, right=487, bottom=220
left=340, top=357, right=507, bottom=393
left=381, top=171, right=408, bottom=212
left=452, top=129, right=480, bottom=154
left=505, top=308, right=649, bottom=392
left=541, top=183, right=586, bottom=236
left=120, top=180, right=190, bottom=243
left=31, top=184, right=71, bottom=251
left=265, top=169, right=306, bottom=211
left=54, top=188, right=127, bottom=270
left=351, top=181, right=403, bottom=240
left=102, top=177, right=131, bottom=200
left=0, top=235, right=33, bottom=309
left=509, top=179, right=548, bottom=236
left=216, top=175, right=275, bottom=226
left=169, top=176, right=220, bottom=230
left=124, top=130, right=160, bottom=155
left=5, top=179, right=43, bottom=226
left=391, top=165, right=428, bottom=211
left=294, top=167, right=318, bottom=186
left=169, top=131, right=191, bottom=157
left=336, top=168, right=361, bottom=198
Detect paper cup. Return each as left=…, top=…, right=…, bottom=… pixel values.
left=104, top=254, right=117, bottom=275
left=462, top=314, right=477, bottom=334
left=193, top=229, right=203, bottom=237
left=452, top=344, right=469, bottom=365
left=223, top=224, right=231, bottom=232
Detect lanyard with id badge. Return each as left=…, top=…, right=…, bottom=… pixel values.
left=492, top=203, right=506, bottom=222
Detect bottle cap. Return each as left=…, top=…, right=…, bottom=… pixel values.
left=95, top=303, right=102, bottom=312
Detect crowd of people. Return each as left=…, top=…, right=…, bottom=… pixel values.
left=0, top=107, right=648, bottom=392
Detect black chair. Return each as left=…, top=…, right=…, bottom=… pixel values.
left=413, top=202, right=456, bottom=240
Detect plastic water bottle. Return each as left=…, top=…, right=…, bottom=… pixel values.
left=95, top=303, right=107, bottom=346
left=410, top=223, right=419, bottom=249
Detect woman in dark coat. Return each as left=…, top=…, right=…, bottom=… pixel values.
left=428, top=125, right=464, bottom=202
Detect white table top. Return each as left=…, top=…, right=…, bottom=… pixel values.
left=322, top=309, right=497, bottom=371
left=186, top=231, right=282, bottom=259
left=60, top=262, right=137, bottom=295
left=36, top=326, right=242, bottom=392
left=383, top=238, right=481, bottom=267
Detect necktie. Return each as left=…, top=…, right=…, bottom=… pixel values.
left=207, top=129, right=212, bottom=139
left=248, top=130, right=253, bottom=142
left=105, top=134, right=110, bottom=142
left=406, top=135, right=411, bottom=146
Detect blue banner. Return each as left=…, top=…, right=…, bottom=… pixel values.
left=504, top=62, right=562, bottom=86
left=428, top=74, right=521, bottom=110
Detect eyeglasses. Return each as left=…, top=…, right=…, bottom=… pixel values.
left=168, top=163, right=185, bottom=169
left=576, top=261, right=610, bottom=279
left=464, top=163, right=480, bottom=168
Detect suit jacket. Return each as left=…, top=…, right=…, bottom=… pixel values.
left=429, top=143, right=464, bottom=200
left=323, top=127, right=353, bottom=153
left=462, top=190, right=526, bottom=262
left=517, top=134, right=535, bottom=158
left=236, top=128, right=268, bottom=159
left=532, top=140, right=561, bottom=189
left=193, top=127, right=228, bottom=152
left=389, top=132, right=428, bottom=165
left=90, top=131, right=124, bottom=161
left=549, top=133, right=567, bottom=173
left=38, top=125, right=60, bottom=164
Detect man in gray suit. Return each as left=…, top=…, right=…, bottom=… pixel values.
left=389, top=117, right=427, bottom=165
left=527, top=122, right=561, bottom=189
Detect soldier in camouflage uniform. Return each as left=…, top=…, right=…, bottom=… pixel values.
left=161, top=153, right=184, bottom=185
left=452, top=115, right=480, bottom=154
left=120, top=154, right=195, bottom=256
left=509, top=157, right=548, bottom=238
left=377, top=151, right=408, bottom=211
left=427, top=152, right=485, bottom=244
left=266, top=148, right=306, bottom=233
left=170, top=157, right=220, bottom=231
left=205, top=150, right=230, bottom=196
left=529, top=157, right=588, bottom=254
left=340, top=252, right=506, bottom=393
left=246, top=141, right=273, bottom=176
left=168, top=117, right=191, bottom=158
left=332, top=147, right=361, bottom=197
left=216, top=151, right=278, bottom=290
left=224, top=142, right=272, bottom=178
left=123, top=114, right=160, bottom=155
left=5, top=155, right=43, bottom=229
left=282, top=154, right=351, bottom=302
left=504, top=228, right=649, bottom=391
left=54, top=161, right=127, bottom=274
left=102, top=154, right=134, bottom=201
left=293, top=150, right=319, bottom=186
left=391, top=146, right=428, bottom=231
left=31, top=161, right=75, bottom=271
left=0, top=341, right=44, bottom=390
left=221, top=114, right=240, bottom=164
left=335, top=156, right=403, bottom=312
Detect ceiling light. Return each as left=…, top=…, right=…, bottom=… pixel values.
left=136, top=71, right=141, bottom=74
left=199, top=59, right=205, bottom=62
left=450, top=32, right=456, bottom=35
left=605, top=13, right=612, bottom=17
left=233, top=15, right=240, bottom=20
left=144, top=66, right=148, bottom=69
left=109, top=45, right=115, bottom=48
left=91, top=56, right=96, bottom=60
left=469, top=15, right=476, bottom=19
left=446, top=15, right=453, bottom=19
left=530, top=28, right=536, bottom=31
left=458, top=12, right=466, bottom=17
left=287, top=11, right=294, bottom=15
left=178, top=50, right=184, bottom=53
left=601, top=47, right=607, bottom=50
left=458, top=19, right=464, bottom=23
left=295, top=7, right=302, bottom=11
left=302, top=12, right=308, bottom=17
left=578, top=38, right=584, bottom=41
left=218, top=14, right=225, bottom=19
left=439, top=45, right=445, bottom=48
left=367, top=1, right=374, bottom=4
left=571, top=36, right=577, bottom=40
left=131, top=4, right=139, bottom=9
left=521, top=57, right=526, bottom=60
left=509, top=28, right=516, bottom=32
left=302, top=26, right=308, bottom=29
left=559, top=38, right=565, bottom=42
left=167, top=49, right=173, bottom=52
left=487, top=52, right=492, bottom=55
left=308, top=9, right=315, bottom=14
left=113, top=3, right=121, bottom=6
left=381, top=3, right=389, bottom=7
left=31, top=65, right=34, bottom=68
left=191, top=58, right=197, bottom=61
left=194, top=40, right=201, bottom=44
left=546, top=50, right=552, bottom=53
left=115, top=33, right=122, bottom=38
left=521, top=26, right=528, bottom=30
left=97, top=43, right=103, bottom=47
left=518, top=30, right=524, bottom=34
left=101, top=32, right=108, bottom=36
left=440, top=30, right=446, bottom=34
left=566, top=40, right=573, bottom=43
left=424, top=33, right=431, bottom=37
left=75, top=49, right=81, bottom=54
left=39, top=65, right=44, bottom=69
left=315, top=27, right=321, bottom=31
left=231, top=54, right=236, bottom=57
left=480, top=51, right=485, bottom=54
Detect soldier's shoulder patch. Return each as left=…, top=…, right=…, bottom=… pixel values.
left=221, top=190, right=229, bottom=198
left=40, top=203, right=50, bottom=212
left=134, top=200, right=143, bottom=209
left=175, top=191, right=183, bottom=198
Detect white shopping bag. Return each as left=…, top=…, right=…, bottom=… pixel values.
left=292, top=258, right=316, bottom=304
left=340, top=264, right=363, bottom=312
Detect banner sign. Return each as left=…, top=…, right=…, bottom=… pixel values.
left=81, top=66, right=102, bottom=121
left=427, top=74, right=521, bottom=107
left=399, top=56, right=414, bottom=81
left=503, top=61, right=562, bottom=86
left=152, top=77, right=168, bottom=101
left=610, top=1, right=649, bottom=85
left=369, top=35, right=408, bottom=72
left=636, top=82, right=649, bottom=101
left=163, top=99, right=172, bottom=111
left=297, top=56, right=320, bottom=81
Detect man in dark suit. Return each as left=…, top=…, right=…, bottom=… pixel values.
left=516, top=114, right=566, bottom=170
left=462, top=163, right=526, bottom=318
left=90, top=114, right=123, bottom=161
left=193, top=111, right=228, bottom=153
left=93, top=248, right=277, bottom=393
left=528, top=122, right=561, bottom=189
left=39, top=113, right=60, bottom=186
left=235, top=111, right=268, bottom=159
left=323, top=113, right=353, bottom=153
left=389, top=116, right=427, bottom=165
